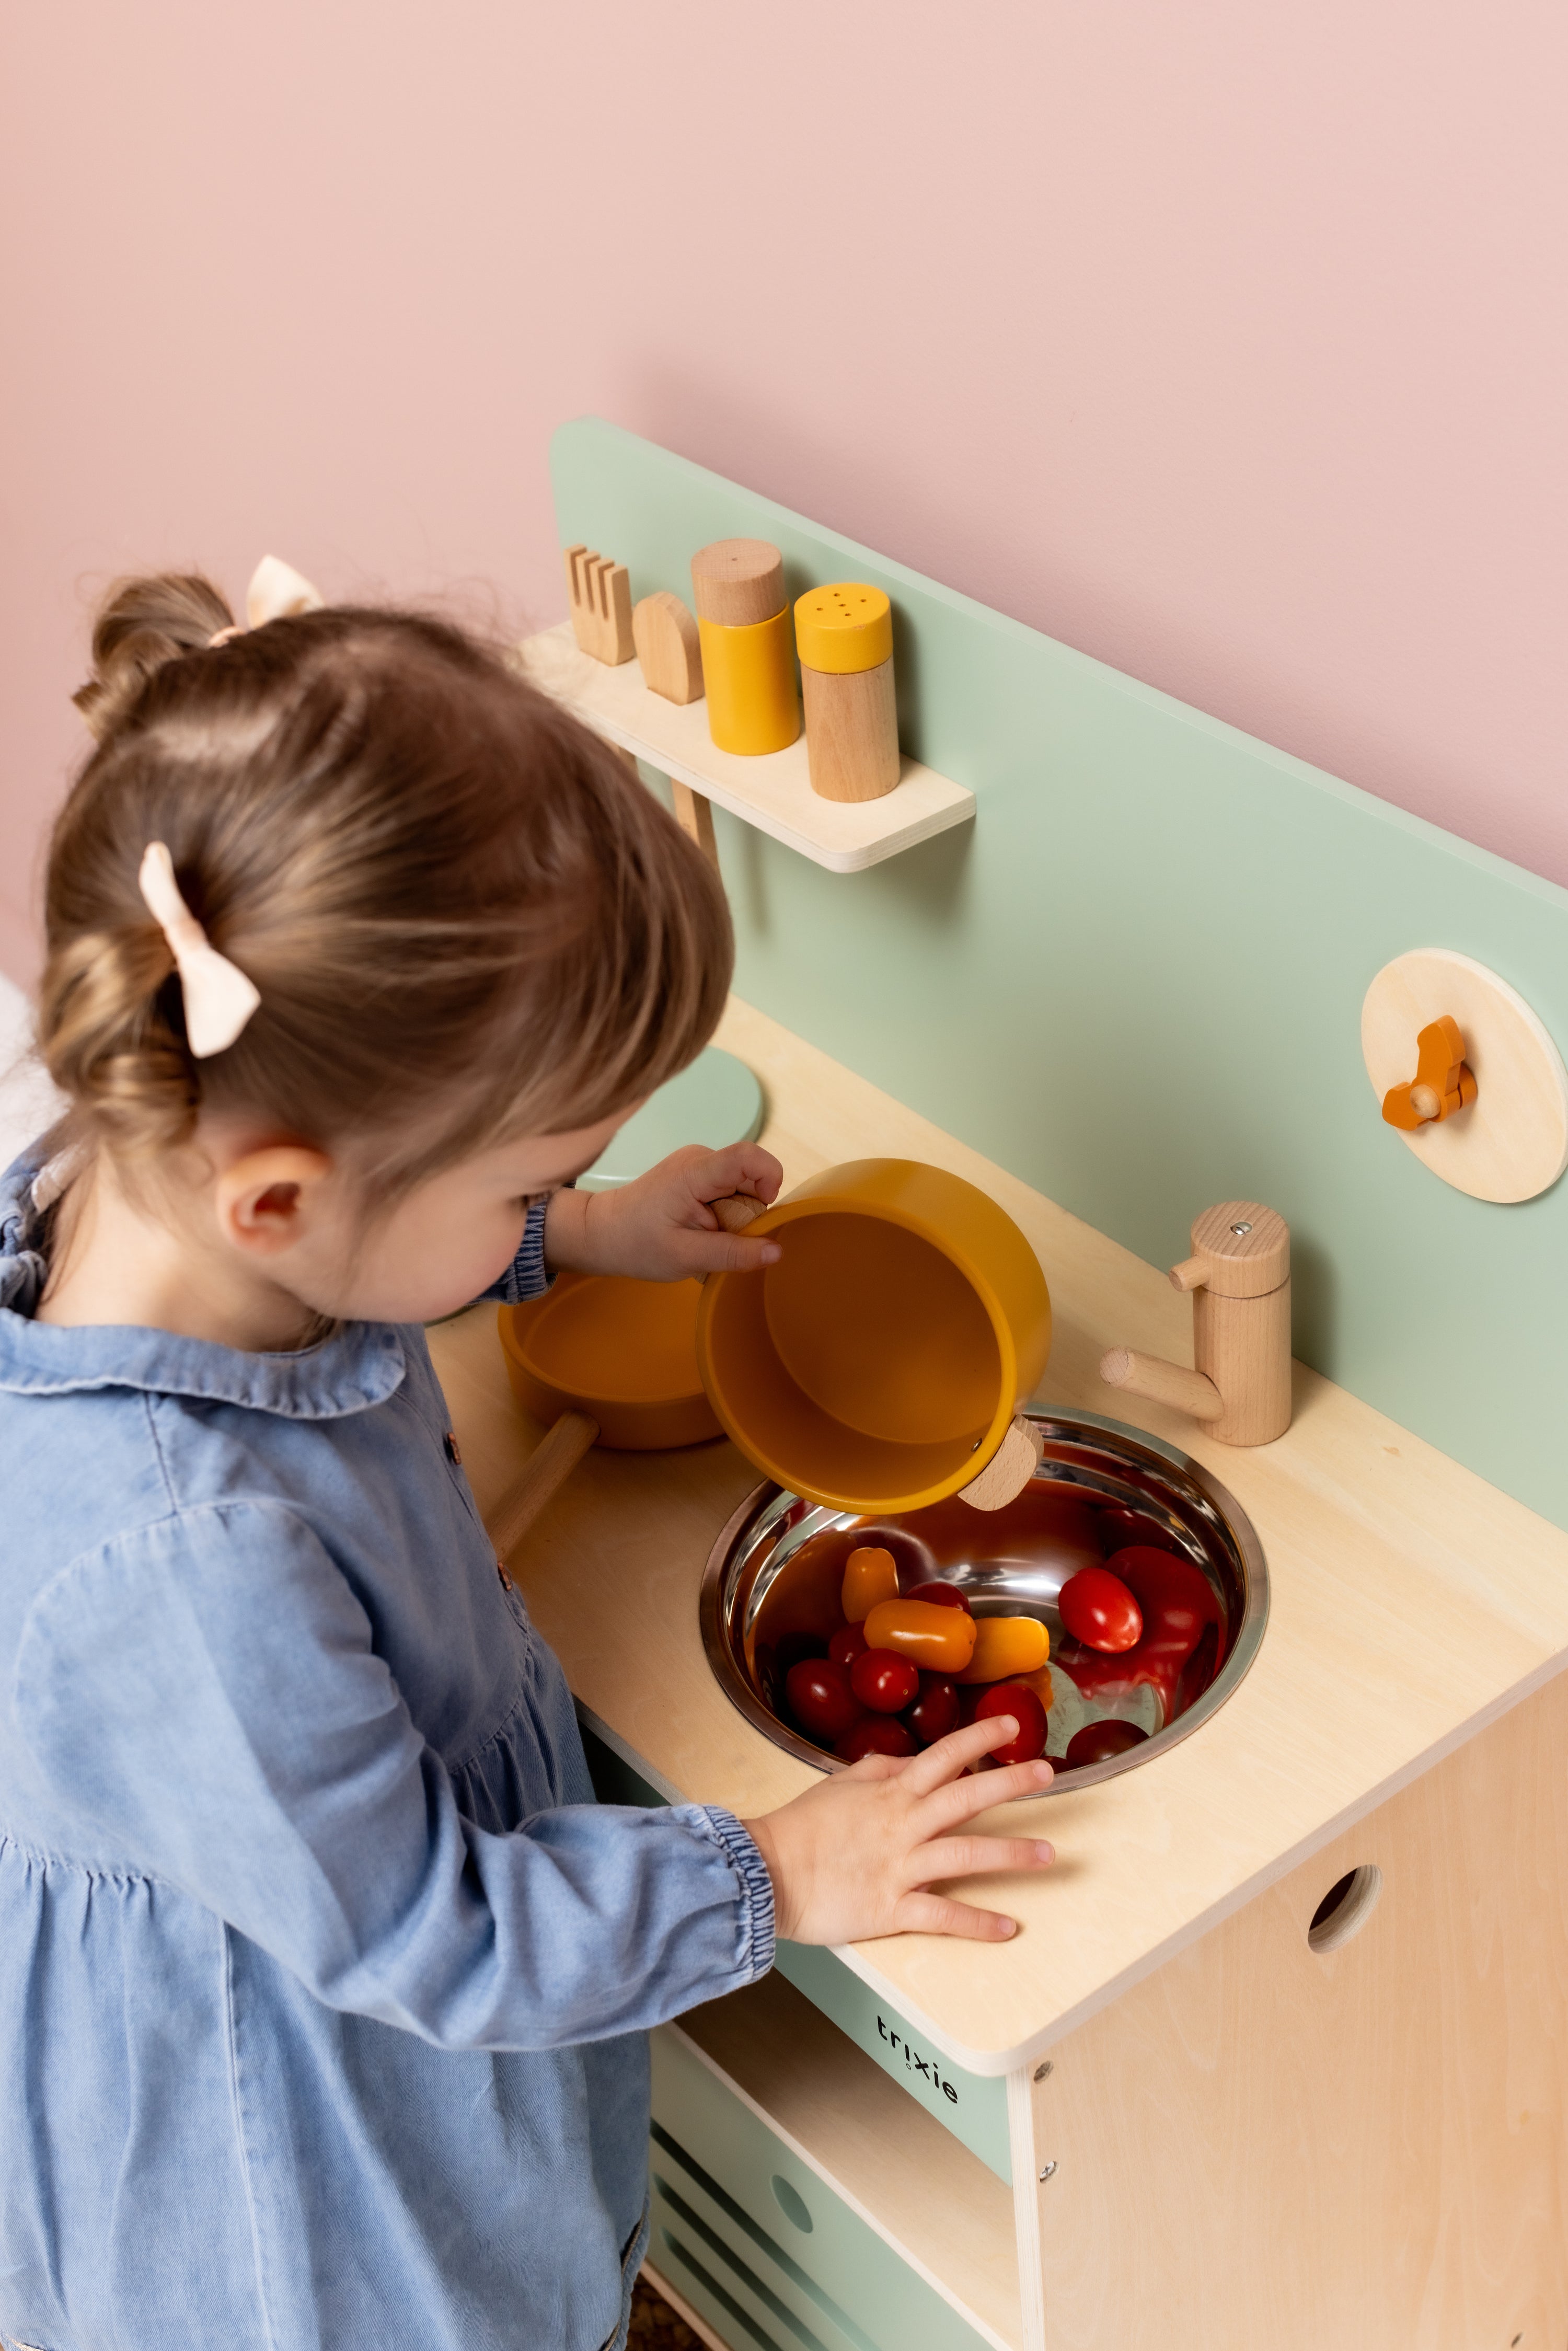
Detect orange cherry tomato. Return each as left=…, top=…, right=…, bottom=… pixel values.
left=956, top=1614, right=1050, bottom=1684
left=837, top=1714, right=917, bottom=1761
left=828, top=1624, right=868, bottom=1669
left=862, top=1598, right=979, bottom=1673
left=974, top=1681, right=1049, bottom=1764
left=850, top=1648, right=920, bottom=1713
left=842, top=1545, right=900, bottom=1624
left=1059, top=1566, right=1143, bottom=1654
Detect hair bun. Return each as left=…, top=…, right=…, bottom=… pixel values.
left=73, top=572, right=236, bottom=740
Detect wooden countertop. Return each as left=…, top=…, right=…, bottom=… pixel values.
left=429, top=996, right=1568, bottom=2076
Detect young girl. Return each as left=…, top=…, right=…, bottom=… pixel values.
left=0, top=571, right=1055, bottom=2351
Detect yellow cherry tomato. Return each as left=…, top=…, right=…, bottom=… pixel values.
left=841, top=1546, right=900, bottom=1624
left=862, top=1598, right=979, bottom=1673
left=956, top=1615, right=1051, bottom=1685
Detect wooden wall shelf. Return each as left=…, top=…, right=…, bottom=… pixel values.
left=520, top=624, right=975, bottom=875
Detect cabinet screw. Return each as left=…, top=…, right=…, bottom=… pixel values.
left=1230, top=1220, right=1253, bottom=1236
left=1038, top=2160, right=1058, bottom=2182
left=1033, top=2060, right=1053, bottom=2081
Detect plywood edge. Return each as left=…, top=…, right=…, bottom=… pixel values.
left=595, top=713, right=972, bottom=873
left=829, top=1634, right=1568, bottom=2079
left=669, top=1980, right=1023, bottom=2351
left=520, top=622, right=975, bottom=874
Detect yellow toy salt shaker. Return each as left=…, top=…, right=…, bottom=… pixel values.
left=689, top=539, right=800, bottom=755
left=793, top=582, right=900, bottom=802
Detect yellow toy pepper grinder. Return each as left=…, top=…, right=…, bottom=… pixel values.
left=690, top=539, right=800, bottom=755
left=794, top=582, right=900, bottom=802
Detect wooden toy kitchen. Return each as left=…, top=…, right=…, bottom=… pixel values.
left=430, top=421, right=1568, bottom=2351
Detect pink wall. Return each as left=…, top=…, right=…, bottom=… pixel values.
left=4, top=2, right=1566, bottom=980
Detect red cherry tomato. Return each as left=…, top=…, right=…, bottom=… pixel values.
left=1106, top=1548, right=1227, bottom=1676
left=974, top=1681, right=1048, bottom=1764
left=910, top=1581, right=971, bottom=1612
left=1095, top=1507, right=1178, bottom=1554
left=1062, top=1719, right=1148, bottom=1769
left=904, top=1673, right=959, bottom=1746
left=850, top=1647, right=920, bottom=1714
left=836, top=1715, right=917, bottom=1762
left=773, top=1631, right=827, bottom=1676
left=1059, top=1566, right=1144, bottom=1654
left=828, top=1624, right=869, bottom=1669
left=785, top=1658, right=863, bottom=1744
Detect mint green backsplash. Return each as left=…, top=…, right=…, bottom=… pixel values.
left=552, top=419, right=1568, bottom=1532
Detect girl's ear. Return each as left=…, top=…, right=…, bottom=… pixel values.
left=214, top=1147, right=335, bottom=1259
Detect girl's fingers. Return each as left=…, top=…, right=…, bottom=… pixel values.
left=898, top=1715, right=1024, bottom=1795
left=696, top=1143, right=783, bottom=1206
left=894, top=1891, right=1019, bottom=1942
left=919, top=1754, right=1055, bottom=1833
left=903, top=1833, right=1055, bottom=1887
left=719, top=1235, right=783, bottom=1271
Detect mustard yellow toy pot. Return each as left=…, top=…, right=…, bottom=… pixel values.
left=690, top=539, right=801, bottom=756
left=794, top=583, right=900, bottom=802
left=695, top=1158, right=1052, bottom=1515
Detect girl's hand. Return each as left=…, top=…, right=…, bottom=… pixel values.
left=743, top=1717, right=1056, bottom=1946
left=544, top=1143, right=785, bottom=1282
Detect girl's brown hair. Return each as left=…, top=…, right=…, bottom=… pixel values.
left=41, top=573, right=732, bottom=1193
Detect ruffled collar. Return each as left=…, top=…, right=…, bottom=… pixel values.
left=0, top=1147, right=406, bottom=1421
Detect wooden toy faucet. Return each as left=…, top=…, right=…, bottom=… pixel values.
left=1099, top=1201, right=1292, bottom=1447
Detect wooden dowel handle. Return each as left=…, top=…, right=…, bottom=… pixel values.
left=1169, top=1257, right=1208, bottom=1293
left=958, top=1412, right=1046, bottom=1511
left=711, top=1193, right=768, bottom=1234
left=1099, top=1347, right=1224, bottom=1423
left=487, top=1409, right=601, bottom=1563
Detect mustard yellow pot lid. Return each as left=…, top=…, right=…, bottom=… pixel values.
left=793, top=583, right=893, bottom=676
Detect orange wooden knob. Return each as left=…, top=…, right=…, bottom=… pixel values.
left=1381, top=1015, right=1477, bottom=1131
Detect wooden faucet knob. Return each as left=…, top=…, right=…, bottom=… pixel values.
left=1170, top=1202, right=1289, bottom=1299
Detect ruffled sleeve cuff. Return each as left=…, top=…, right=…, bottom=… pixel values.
left=488, top=1196, right=554, bottom=1307
left=693, top=1805, right=777, bottom=1982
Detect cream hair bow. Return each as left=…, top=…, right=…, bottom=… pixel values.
left=137, top=844, right=262, bottom=1059
left=207, top=551, right=323, bottom=646
left=137, top=553, right=324, bottom=1054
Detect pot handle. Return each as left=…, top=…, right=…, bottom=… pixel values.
left=710, top=1192, right=768, bottom=1234
left=958, top=1413, right=1045, bottom=1512
left=488, top=1409, right=601, bottom=1564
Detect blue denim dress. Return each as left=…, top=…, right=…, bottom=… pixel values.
left=0, top=1156, right=774, bottom=2351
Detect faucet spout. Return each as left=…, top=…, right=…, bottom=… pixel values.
left=1100, top=1347, right=1223, bottom=1423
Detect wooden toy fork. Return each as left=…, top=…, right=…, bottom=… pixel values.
left=563, top=545, right=635, bottom=665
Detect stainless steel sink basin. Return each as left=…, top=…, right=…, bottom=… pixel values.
left=699, top=1405, right=1269, bottom=1793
